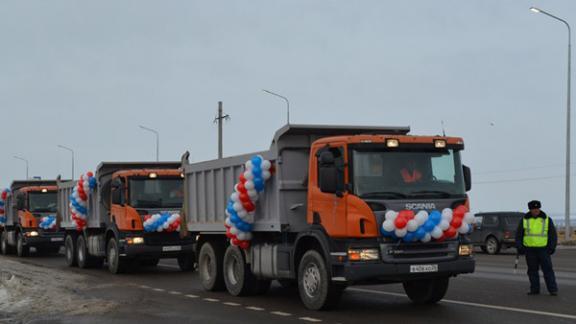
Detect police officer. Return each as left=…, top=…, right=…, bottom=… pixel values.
left=515, top=200, right=558, bottom=296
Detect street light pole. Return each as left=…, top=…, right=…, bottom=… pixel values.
left=213, top=101, right=230, bottom=159
left=139, top=125, right=160, bottom=162
left=263, top=89, right=290, bottom=125
left=530, top=7, right=573, bottom=240
left=57, top=144, right=75, bottom=179
left=13, top=156, right=29, bottom=179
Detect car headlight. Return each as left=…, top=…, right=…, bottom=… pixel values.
left=26, top=231, right=39, bottom=237
left=348, top=248, right=380, bottom=261
left=127, top=237, right=145, bottom=245
left=459, top=244, right=473, bottom=256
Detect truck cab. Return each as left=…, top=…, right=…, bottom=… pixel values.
left=1, top=180, right=64, bottom=257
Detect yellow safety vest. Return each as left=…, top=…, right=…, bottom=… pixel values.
left=523, top=217, right=549, bottom=248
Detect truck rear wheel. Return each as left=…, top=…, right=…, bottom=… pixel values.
left=177, top=253, right=195, bottom=272
left=223, top=245, right=262, bottom=296
left=107, top=237, right=130, bottom=274
left=77, top=235, right=103, bottom=269
left=16, top=232, right=29, bottom=257
left=198, top=242, right=225, bottom=291
left=1, top=232, right=14, bottom=255
left=403, top=277, right=449, bottom=305
left=297, top=250, right=344, bottom=310
left=65, top=234, right=77, bottom=267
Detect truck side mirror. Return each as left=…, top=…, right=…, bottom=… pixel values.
left=463, top=165, right=471, bottom=192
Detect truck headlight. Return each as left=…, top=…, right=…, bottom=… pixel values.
left=127, top=237, right=145, bottom=245
left=459, top=244, right=473, bottom=256
left=348, top=248, right=380, bottom=261
left=26, top=231, right=39, bottom=237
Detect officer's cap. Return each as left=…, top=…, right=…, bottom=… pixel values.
left=528, top=200, right=542, bottom=210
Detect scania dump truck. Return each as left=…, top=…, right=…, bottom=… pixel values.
left=58, top=162, right=195, bottom=273
left=182, top=124, right=475, bottom=310
left=1, top=180, right=64, bottom=257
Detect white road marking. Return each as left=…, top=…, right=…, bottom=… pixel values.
left=270, top=311, right=292, bottom=317
left=139, top=285, right=151, bottom=289
left=246, top=306, right=265, bottom=311
left=185, top=294, right=199, bottom=298
left=223, top=302, right=241, bottom=306
left=204, top=298, right=220, bottom=302
left=299, top=317, right=322, bottom=322
left=169, top=291, right=182, bottom=295
left=349, top=288, right=576, bottom=321
left=152, top=288, right=165, bottom=292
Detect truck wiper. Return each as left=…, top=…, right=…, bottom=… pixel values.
left=359, top=191, right=407, bottom=199
left=408, top=190, right=452, bottom=198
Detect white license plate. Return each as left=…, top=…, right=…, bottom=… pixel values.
left=410, top=264, right=438, bottom=273
left=51, top=237, right=64, bottom=242
left=162, top=245, right=182, bottom=252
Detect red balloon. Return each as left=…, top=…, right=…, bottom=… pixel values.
left=86, top=171, right=94, bottom=178
left=454, top=205, right=468, bottom=214
left=239, top=193, right=250, bottom=203
left=243, top=201, right=255, bottom=212
left=445, top=226, right=457, bottom=238
left=237, top=182, right=247, bottom=194
left=451, top=218, right=463, bottom=228
left=239, top=240, right=250, bottom=250
left=239, top=174, right=246, bottom=184
left=436, top=234, right=446, bottom=242
left=398, top=210, right=415, bottom=220
left=226, top=228, right=234, bottom=238
left=394, top=217, right=408, bottom=229
left=144, top=215, right=151, bottom=221
left=231, top=238, right=240, bottom=246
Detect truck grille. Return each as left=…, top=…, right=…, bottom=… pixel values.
left=380, top=241, right=459, bottom=264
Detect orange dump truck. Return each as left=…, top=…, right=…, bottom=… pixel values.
left=58, top=162, right=195, bottom=273
left=1, top=180, right=64, bottom=257
left=183, top=125, right=475, bottom=310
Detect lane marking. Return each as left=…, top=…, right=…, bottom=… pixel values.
left=223, top=302, right=242, bottom=306
left=349, top=288, right=576, bottom=320
left=169, top=291, right=182, bottom=295
left=152, top=288, right=165, bottom=292
left=204, top=298, right=220, bottom=302
left=271, top=311, right=292, bottom=317
left=139, top=285, right=151, bottom=289
left=246, top=306, right=265, bottom=311
left=299, top=317, right=323, bottom=322
left=185, top=294, right=199, bottom=298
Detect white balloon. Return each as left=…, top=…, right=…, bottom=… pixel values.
left=261, top=160, right=272, bottom=170
left=247, top=189, right=258, bottom=198
left=262, top=171, right=271, bottom=180
left=157, top=226, right=163, bottom=232
left=244, top=180, right=255, bottom=190
left=245, top=160, right=253, bottom=170
left=237, top=209, right=248, bottom=218
left=441, top=209, right=453, bottom=222
left=464, top=213, right=475, bottom=224
left=384, top=210, right=398, bottom=221
left=415, top=211, right=428, bottom=226
left=237, top=232, right=253, bottom=241
left=407, top=220, right=419, bottom=232
left=230, top=227, right=238, bottom=235
left=225, top=217, right=232, bottom=227
left=421, top=233, right=432, bottom=243
left=458, top=223, right=470, bottom=234
left=395, top=228, right=408, bottom=237
left=431, top=226, right=444, bottom=239
left=233, top=202, right=244, bottom=212
left=439, top=220, right=450, bottom=231
left=231, top=192, right=240, bottom=202
left=244, top=171, right=254, bottom=180
left=382, top=220, right=395, bottom=232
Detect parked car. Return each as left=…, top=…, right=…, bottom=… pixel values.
left=469, top=212, right=524, bottom=255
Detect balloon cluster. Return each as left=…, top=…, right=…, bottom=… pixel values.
left=143, top=212, right=181, bottom=232
left=381, top=205, right=475, bottom=242
left=69, top=172, right=97, bottom=231
left=0, top=189, right=9, bottom=227
left=224, top=155, right=273, bottom=250
left=39, top=215, right=57, bottom=230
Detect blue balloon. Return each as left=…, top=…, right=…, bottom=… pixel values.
left=429, top=211, right=442, bottom=225
left=230, top=213, right=240, bottom=224
left=251, top=156, right=262, bottom=167
left=252, top=166, right=262, bottom=178
left=254, top=177, right=264, bottom=191
left=415, top=227, right=427, bottom=239
left=423, top=220, right=435, bottom=232
left=89, top=177, right=97, bottom=189
left=404, top=232, right=415, bottom=242
left=381, top=228, right=393, bottom=237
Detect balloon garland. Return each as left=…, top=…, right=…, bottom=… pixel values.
left=143, top=212, right=181, bottom=232
left=381, top=205, right=475, bottom=242
left=224, top=155, right=274, bottom=250
left=0, top=189, right=9, bottom=227
left=39, top=215, right=57, bottom=230
left=69, top=172, right=97, bottom=231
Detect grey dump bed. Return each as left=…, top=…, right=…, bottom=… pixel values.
left=183, top=124, right=409, bottom=233
left=58, top=162, right=180, bottom=230
left=6, top=180, right=57, bottom=226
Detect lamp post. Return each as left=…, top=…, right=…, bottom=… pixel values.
left=57, top=144, right=75, bottom=179
left=263, top=89, right=291, bottom=125
left=139, top=125, right=160, bottom=161
left=530, top=6, right=572, bottom=240
left=13, top=156, right=29, bottom=179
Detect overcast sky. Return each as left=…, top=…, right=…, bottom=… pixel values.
left=1, top=1, right=575, bottom=219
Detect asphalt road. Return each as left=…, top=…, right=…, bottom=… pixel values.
left=1, top=248, right=575, bottom=324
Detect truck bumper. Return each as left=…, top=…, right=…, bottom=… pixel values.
left=119, top=242, right=195, bottom=259
left=335, top=257, right=475, bottom=283
left=23, top=231, right=65, bottom=248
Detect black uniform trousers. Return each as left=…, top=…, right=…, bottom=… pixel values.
left=525, top=248, right=558, bottom=293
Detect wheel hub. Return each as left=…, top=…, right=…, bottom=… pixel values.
left=303, top=263, right=321, bottom=298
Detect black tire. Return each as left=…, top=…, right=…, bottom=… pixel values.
left=480, top=246, right=488, bottom=253
left=77, top=235, right=102, bottom=269
left=485, top=236, right=501, bottom=255
left=1, top=232, right=14, bottom=255
left=140, top=258, right=160, bottom=267
left=403, top=277, right=450, bottom=305
left=107, top=237, right=130, bottom=274
left=65, top=234, right=77, bottom=267
left=198, top=242, right=225, bottom=291
left=177, top=253, right=195, bottom=272
left=16, top=232, right=29, bottom=257
left=278, top=279, right=297, bottom=289
left=297, top=250, right=345, bottom=310
left=223, top=245, right=261, bottom=296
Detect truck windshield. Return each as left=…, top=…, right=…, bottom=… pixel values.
left=351, top=148, right=466, bottom=199
left=129, top=178, right=183, bottom=209
left=28, top=192, right=57, bottom=213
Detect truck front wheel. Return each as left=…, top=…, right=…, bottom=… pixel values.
left=16, top=232, right=29, bottom=257
left=198, top=242, right=225, bottom=291
left=177, top=253, right=195, bottom=272
left=1, top=232, right=14, bottom=255
left=297, top=250, right=344, bottom=310
left=65, top=235, right=77, bottom=267
left=107, top=237, right=130, bottom=274
left=403, top=277, right=449, bottom=305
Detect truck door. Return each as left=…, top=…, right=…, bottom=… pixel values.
left=308, top=144, right=348, bottom=238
